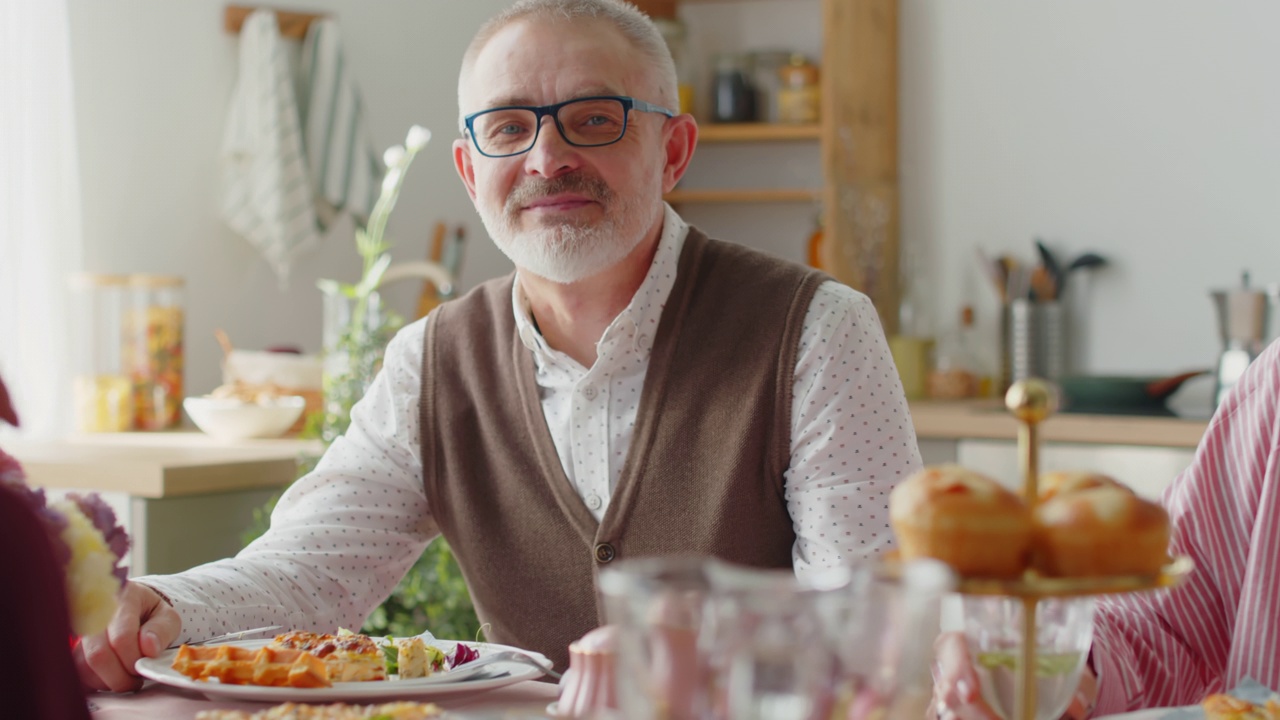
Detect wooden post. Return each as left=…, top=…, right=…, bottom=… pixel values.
left=822, top=0, right=900, bottom=334
left=629, top=0, right=679, bottom=19
left=224, top=4, right=326, bottom=39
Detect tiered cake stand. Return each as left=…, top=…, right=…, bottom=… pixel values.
left=957, top=380, right=1194, bottom=720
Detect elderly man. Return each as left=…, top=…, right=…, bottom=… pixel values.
left=77, top=0, right=918, bottom=690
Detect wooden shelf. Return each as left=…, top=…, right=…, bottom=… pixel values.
left=697, top=123, right=821, bottom=143
left=665, top=188, right=821, bottom=204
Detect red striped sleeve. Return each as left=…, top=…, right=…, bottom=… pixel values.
left=1091, top=339, right=1280, bottom=714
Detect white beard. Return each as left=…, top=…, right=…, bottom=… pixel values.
left=477, top=172, right=660, bottom=284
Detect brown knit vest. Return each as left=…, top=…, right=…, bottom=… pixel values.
left=419, top=227, right=827, bottom=669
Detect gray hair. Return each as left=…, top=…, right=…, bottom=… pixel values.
left=457, top=0, right=679, bottom=131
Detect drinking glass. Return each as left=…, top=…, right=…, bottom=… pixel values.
left=702, top=564, right=850, bottom=720
left=962, top=596, right=1095, bottom=720
left=598, top=556, right=716, bottom=720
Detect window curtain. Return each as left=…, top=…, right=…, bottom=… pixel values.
left=0, top=0, right=83, bottom=438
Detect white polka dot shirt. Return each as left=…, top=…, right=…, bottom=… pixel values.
left=138, top=205, right=922, bottom=642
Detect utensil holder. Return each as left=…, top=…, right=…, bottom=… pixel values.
left=1005, top=300, right=1065, bottom=387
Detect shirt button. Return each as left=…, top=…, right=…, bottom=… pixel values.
left=594, top=542, right=616, bottom=563
left=582, top=385, right=597, bottom=400
left=586, top=494, right=602, bottom=510
left=636, top=333, right=650, bottom=347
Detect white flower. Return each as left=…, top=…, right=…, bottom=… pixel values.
left=381, top=167, right=403, bottom=195
left=383, top=145, right=406, bottom=168
left=406, top=125, right=432, bottom=152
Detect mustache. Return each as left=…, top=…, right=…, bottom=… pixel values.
left=505, top=173, right=613, bottom=212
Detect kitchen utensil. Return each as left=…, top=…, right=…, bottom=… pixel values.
left=1211, top=272, right=1274, bottom=408
left=1065, top=253, right=1107, bottom=273
left=1057, top=371, right=1207, bottom=415
left=1034, top=239, right=1061, bottom=299
left=173, top=625, right=283, bottom=649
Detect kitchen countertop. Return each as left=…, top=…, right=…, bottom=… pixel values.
left=8, top=431, right=323, bottom=498
left=909, top=399, right=1209, bottom=449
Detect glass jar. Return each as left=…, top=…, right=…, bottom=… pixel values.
left=928, top=306, right=983, bottom=399
left=125, top=275, right=185, bottom=430
left=710, top=53, right=757, bottom=123
left=750, top=50, right=791, bottom=124
left=777, top=54, right=821, bottom=124
left=69, top=273, right=134, bottom=432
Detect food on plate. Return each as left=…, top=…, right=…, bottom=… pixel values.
left=171, top=644, right=330, bottom=688
left=1203, top=693, right=1280, bottom=720
left=390, top=637, right=446, bottom=679
left=889, top=464, right=1032, bottom=578
left=1032, top=486, right=1170, bottom=577
left=1036, top=471, right=1129, bottom=501
left=270, top=631, right=387, bottom=682
left=194, top=701, right=442, bottom=719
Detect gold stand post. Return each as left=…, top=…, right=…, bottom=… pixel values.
left=953, top=381, right=1193, bottom=720
left=1005, top=380, right=1057, bottom=720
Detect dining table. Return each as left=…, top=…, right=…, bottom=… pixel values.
left=87, top=679, right=562, bottom=718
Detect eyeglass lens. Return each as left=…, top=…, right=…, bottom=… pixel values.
left=472, top=98, right=628, bottom=156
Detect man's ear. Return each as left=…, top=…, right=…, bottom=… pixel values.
left=453, top=137, right=478, bottom=201
left=660, top=114, right=698, bottom=194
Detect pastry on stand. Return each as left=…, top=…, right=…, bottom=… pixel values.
left=890, top=380, right=1193, bottom=720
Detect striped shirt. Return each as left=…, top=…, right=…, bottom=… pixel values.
left=1091, top=338, right=1280, bottom=714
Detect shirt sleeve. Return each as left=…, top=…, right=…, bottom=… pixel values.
left=137, top=317, right=438, bottom=643
left=786, top=281, right=923, bottom=577
left=1090, top=340, right=1280, bottom=714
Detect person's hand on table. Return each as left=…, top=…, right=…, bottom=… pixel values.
left=931, top=631, right=1098, bottom=720
left=74, top=581, right=180, bottom=692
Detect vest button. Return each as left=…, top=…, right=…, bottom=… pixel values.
left=594, top=542, right=616, bottom=563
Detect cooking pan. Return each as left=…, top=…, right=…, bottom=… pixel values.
left=1057, top=371, right=1207, bottom=415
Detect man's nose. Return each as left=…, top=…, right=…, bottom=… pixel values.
left=523, top=116, right=581, bottom=178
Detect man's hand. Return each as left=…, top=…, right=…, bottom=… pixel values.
left=74, top=581, right=181, bottom=692
left=931, top=631, right=1098, bottom=720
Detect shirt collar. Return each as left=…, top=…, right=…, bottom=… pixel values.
left=511, top=203, right=690, bottom=361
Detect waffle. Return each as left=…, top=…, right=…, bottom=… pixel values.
left=1204, top=694, right=1280, bottom=720
left=172, top=644, right=331, bottom=688
left=195, top=702, right=441, bottom=720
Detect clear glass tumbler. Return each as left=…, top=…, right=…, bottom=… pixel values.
left=963, top=596, right=1095, bottom=720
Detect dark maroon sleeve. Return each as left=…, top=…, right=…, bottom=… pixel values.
left=0, top=484, right=91, bottom=720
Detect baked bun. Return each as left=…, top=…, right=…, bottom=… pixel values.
left=1038, top=471, right=1129, bottom=501
left=890, top=464, right=1032, bottom=578
left=1032, top=487, right=1170, bottom=577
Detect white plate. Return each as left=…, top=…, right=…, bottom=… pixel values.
left=136, top=638, right=549, bottom=702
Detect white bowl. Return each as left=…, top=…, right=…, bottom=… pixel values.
left=183, top=395, right=306, bottom=440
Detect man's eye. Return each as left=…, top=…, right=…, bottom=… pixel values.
left=584, top=115, right=611, bottom=126
left=498, top=124, right=526, bottom=135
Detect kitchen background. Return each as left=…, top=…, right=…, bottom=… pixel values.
left=56, top=0, right=1280, bottom=413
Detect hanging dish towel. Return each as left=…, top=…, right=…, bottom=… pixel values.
left=219, top=9, right=320, bottom=285
left=300, top=18, right=382, bottom=232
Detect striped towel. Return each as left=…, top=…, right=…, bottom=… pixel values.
left=219, top=9, right=320, bottom=285
left=300, top=18, right=382, bottom=232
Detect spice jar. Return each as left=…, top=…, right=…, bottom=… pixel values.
left=125, top=275, right=185, bottom=430
left=710, top=53, right=757, bottom=123
left=777, top=54, right=820, bottom=124
left=70, top=273, right=134, bottom=432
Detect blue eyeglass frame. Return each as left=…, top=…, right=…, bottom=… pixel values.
left=463, top=95, right=676, bottom=158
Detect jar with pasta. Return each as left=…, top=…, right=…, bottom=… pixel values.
left=69, top=273, right=134, bottom=432
left=125, top=275, right=185, bottom=429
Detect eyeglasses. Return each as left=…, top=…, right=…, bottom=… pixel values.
left=463, top=95, right=676, bottom=158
